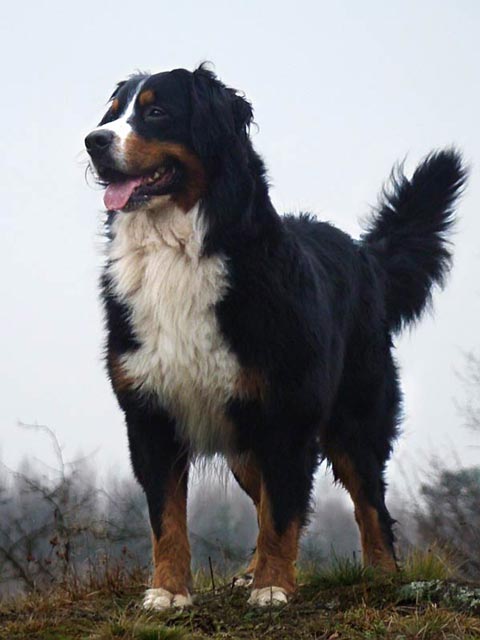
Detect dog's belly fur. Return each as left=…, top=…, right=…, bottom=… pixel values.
left=107, top=202, right=240, bottom=454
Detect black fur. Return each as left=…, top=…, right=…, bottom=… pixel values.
left=363, top=151, right=467, bottom=332
left=88, top=66, right=467, bottom=573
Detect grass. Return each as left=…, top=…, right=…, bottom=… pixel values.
left=97, top=623, right=188, bottom=639
left=304, top=543, right=457, bottom=589
left=402, top=545, right=458, bottom=582
left=1, top=550, right=479, bottom=640
left=305, top=555, right=376, bottom=588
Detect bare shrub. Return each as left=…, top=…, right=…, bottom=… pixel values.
left=0, top=425, right=151, bottom=597
left=414, top=465, right=480, bottom=580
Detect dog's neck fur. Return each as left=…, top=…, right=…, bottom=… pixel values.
left=108, top=200, right=203, bottom=265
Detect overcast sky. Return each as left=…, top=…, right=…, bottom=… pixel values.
left=1, top=0, right=479, bottom=494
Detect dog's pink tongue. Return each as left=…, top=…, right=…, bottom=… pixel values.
left=104, top=177, right=143, bottom=211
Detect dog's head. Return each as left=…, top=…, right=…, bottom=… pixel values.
left=85, top=65, right=254, bottom=215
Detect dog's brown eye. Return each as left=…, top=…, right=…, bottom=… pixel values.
left=145, top=106, right=168, bottom=120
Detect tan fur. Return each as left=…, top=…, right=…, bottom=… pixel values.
left=230, top=456, right=301, bottom=591
left=243, top=553, right=258, bottom=578
left=234, top=368, right=267, bottom=402
left=229, top=454, right=262, bottom=507
left=253, top=483, right=300, bottom=594
left=111, top=98, right=119, bottom=114
left=355, top=504, right=397, bottom=569
left=107, top=203, right=241, bottom=454
left=229, top=457, right=302, bottom=591
left=123, top=139, right=207, bottom=212
left=151, top=467, right=191, bottom=595
left=330, top=452, right=397, bottom=571
left=108, top=351, right=134, bottom=393
left=229, top=455, right=262, bottom=576
left=138, top=89, right=155, bottom=106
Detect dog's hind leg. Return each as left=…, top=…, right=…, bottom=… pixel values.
left=324, top=340, right=400, bottom=571
left=229, top=454, right=262, bottom=585
left=247, top=482, right=301, bottom=605
left=327, top=447, right=397, bottom=571
left=246, top=436, right=318, bottom=606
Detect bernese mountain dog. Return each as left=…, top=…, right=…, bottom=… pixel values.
left=85, top=64, right=466, bottom=609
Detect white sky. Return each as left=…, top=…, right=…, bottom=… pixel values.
left=1, top=0, right=479, bottom=493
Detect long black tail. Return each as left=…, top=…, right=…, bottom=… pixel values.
left=362, top=149, right=467, bottom=333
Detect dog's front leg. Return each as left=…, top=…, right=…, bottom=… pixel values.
left=125, top=406, right=192, bottom=611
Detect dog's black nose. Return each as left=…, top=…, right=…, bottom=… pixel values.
left=85, top=130, right=114, bottom=155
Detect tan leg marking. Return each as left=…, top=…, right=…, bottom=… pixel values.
left=230, top=457, right=300, bottom=594
left=243, top=553, right=258, bottom=577
left=229, top=455, right=261, bottom=582
left=330, top=453, right=397, bottom=571
left=229, top=454, right=262, bottom=507
left=151, top=466, right=192, bottom=595
left=253, top=482, right=300, bottom=594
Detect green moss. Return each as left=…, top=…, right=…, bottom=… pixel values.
left=398, top=580, right=480, bottom=613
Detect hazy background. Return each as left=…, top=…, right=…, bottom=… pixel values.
left=1, top=1, right=479, bottom=500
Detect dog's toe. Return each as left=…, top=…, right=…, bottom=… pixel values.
left=143, top=588, right=192, bottom=611
left=248, top=586, right=288, bottom=606
left=172, top=592, right=193, bottom=609
left=143, top=588, right=173, bottom=610
left=233, top=572, right=254, bottom=588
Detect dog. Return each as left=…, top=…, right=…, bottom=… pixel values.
left=85, top=64, right=466, bottom=609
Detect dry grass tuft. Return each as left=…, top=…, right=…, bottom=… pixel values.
left=401, top=544, right=459, bottom=582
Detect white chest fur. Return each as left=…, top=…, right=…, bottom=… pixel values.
left=106, top=204, right=240, bottom=454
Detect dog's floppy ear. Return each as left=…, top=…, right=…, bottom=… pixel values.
left=108, top=80, right=126, bottom=102
left=191, top=65, right=253, bottom=162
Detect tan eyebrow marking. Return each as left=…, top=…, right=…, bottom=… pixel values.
left=139, top=89, right=155, bottom=106
left=111, top=98, right=120, bottom=113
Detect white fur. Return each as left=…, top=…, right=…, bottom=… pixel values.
left=248, top=586, right=288, bottom=606
left=92, top=79, right=146, bottom=172
left=143, top=587, right=193, bottom=611
left=233, top=572, right=254, bottom=588
left=106, top=202, right=240, bottom=454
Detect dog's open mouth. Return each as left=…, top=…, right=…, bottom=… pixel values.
left=103, top=164, right=179, bottom=211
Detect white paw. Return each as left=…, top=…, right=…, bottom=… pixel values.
left=233, top=573, right=254, bottom=588
left=143, top=587, right=192, bottom=611
left=248, top=586, right=288, bottom=606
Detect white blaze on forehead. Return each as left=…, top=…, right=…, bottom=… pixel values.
left=94, top=78, right=147, bottom=152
